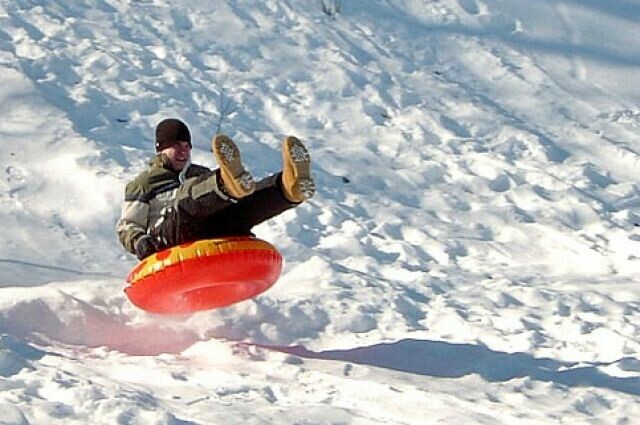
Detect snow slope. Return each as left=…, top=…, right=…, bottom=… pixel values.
left=1, top=0, right=640, bottom=423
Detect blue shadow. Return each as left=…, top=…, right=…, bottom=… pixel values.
left=276, top=339, right=640, bottom=396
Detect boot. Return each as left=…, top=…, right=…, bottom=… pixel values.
left=281, top=136, right=315, bottom=203
left=212, top=134, right=255, bottom=199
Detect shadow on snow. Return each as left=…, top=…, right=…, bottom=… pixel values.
left=275, top=338, right=640, bottom=396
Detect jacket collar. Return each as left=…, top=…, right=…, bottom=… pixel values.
left=150, top=153, right=173, bottom=170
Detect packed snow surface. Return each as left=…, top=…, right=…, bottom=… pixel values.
left=1, top=0, right=640, bottom=423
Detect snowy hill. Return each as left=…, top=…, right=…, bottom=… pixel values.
left=1, top=0, right=640, bottom=423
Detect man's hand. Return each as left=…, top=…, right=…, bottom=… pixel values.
left=134, top=235, right=157, bottom=260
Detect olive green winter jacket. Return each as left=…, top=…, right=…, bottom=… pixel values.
left=116, top=154, right=213, bottom=255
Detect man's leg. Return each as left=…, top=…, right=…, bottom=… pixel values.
left=196, top=135, right=316, bottom=239
left=152, top=171, right=237, bottom=247
left=198, top=173, right=298, bottom=238
left=165, top=135, right=315, bottom=243
left=175, top=171, right=235, bottom=219
left=169, top=135, right=258, bottom=244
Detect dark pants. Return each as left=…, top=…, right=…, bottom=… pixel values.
left=157, top=172, right=297, bottom=247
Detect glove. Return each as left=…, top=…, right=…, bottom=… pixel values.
left=134, top=235, right=157, bottom=260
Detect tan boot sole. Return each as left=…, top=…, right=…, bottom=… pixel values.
left=212, top=134, right=255, bottom=198
left=282, top=136, right=315, bottom=202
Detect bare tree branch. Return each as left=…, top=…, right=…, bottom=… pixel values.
left=215, top=86, right=239, bottom=135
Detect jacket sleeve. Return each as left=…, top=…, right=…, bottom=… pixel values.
left=116, top=180, right=150, bottom=255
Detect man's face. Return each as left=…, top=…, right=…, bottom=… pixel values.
left=162, top=141, right=191, bottom=171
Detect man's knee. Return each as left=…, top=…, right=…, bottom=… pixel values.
left=189, top=174, right=219, bottom=200
left=177, top=173, right=235, bottom=218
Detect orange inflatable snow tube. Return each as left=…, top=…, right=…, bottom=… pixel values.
left=125, top=237, right=282, bottom=314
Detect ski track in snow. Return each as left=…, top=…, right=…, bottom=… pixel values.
left=0, top=0, right=640, bottom=423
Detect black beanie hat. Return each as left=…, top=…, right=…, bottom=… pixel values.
left=155, top=118, right=192, bottom=151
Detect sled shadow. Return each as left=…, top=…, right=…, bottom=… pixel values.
left=276, top=339, right=640, bottom=396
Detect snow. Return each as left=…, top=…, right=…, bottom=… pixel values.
left=1, top=0, right=639, bottom=423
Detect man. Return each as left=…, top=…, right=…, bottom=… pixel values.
left=116, top=118, right=315, bottom=260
